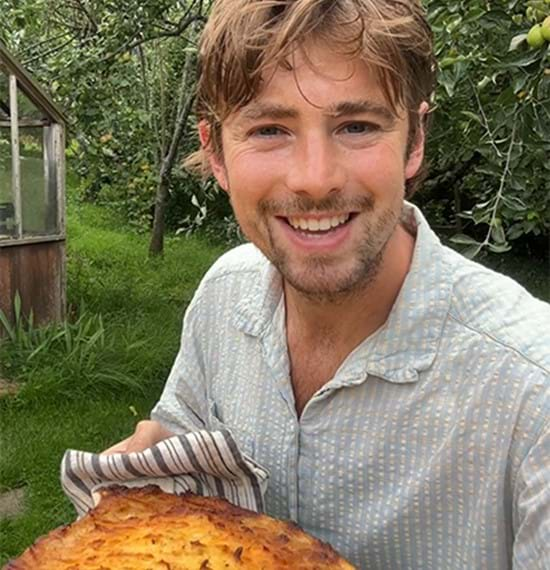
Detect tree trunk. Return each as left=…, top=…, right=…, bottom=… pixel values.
left=149, top=164, right=172, bottom=256
left=148, top=47, right=195, bottom=257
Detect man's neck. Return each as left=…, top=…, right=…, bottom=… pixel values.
left=284, top=224, right=416, bottom=350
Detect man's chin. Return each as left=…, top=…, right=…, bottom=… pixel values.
left=281, top=265, right=377, bottom=304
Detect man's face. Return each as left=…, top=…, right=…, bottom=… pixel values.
left=204, top=42, right=425, bottom=300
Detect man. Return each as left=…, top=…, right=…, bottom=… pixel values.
left=105, top=1, right=550, bottom=568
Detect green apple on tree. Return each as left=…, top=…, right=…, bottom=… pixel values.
left=527, top=24, right=546, bottom=48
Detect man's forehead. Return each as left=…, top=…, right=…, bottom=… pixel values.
left=229, top=43, right=404, bottom=123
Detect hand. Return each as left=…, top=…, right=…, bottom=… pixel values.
left=101, top=420, right=175, bottom=455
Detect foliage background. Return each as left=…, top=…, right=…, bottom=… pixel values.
left=1, top=0, right=549, bottom=258
left=420, top=0, right=550, bottom=259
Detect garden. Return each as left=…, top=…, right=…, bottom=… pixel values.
left=0, top=0, right=549, bottom=564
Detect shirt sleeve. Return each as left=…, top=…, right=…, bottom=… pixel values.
left=512, top=422, right=550, bottom=569
left=150, top=291, right=210, bottom=434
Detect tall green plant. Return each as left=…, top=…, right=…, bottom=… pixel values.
left=0, top=297, right=147, bottom=402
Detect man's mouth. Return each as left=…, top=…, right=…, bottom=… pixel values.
left=282, top=213, right=355, bottom=235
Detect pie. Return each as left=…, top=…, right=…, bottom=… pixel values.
left=5, top=485, right=355, bottom=569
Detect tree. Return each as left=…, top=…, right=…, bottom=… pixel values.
left=2, top=0, right=548, bottom=258
left=1, top=0, right=210, bottom=248
left=149, top=39, right=197, bottom=256
left=421, top=0, right=550, bottom=257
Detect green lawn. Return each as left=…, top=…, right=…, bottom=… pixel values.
left=0, top=196, right=547, bottom=565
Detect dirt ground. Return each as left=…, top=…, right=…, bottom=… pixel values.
left=0, top=487, right=25, bottom=518
left=0, top=378, right=25, bottom=518
left=0, top=378, right=19, bottom=398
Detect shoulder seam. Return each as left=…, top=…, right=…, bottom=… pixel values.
left=448, top=312, right=550, bottom=376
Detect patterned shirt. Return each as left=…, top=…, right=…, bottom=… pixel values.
left=151, top=204, right=550, bottom=569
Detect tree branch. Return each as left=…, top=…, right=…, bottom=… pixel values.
left=22, top=37, right=76, bottom=67
left=20, top=32, right=70, bottom=55
left=469, top=78, right=503, bottom=160
left=101, top=14, right=206, bottom=63
left=480, top=120, right=517, bottom=249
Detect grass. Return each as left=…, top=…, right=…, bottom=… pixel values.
left=0, top=190, right=547, bottom=565
left=0, top=393, right=159, bottom=561
left=0, top=196, right=225, bottom=565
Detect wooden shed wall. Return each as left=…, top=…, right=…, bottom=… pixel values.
left=0, top=240, right=65, bottom=327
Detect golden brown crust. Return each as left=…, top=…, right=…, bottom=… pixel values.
left=5, top=486, right=355, bottom=569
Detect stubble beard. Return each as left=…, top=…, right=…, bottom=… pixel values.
left=253, top=193, right=401, bottom=305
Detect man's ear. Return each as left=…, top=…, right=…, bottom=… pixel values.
left=198, top=120, right=229, bottom=191
left=405, top=101, right=429, bottom=180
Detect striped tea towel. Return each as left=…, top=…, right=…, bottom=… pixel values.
left=60, top=429, right=269, bottom=518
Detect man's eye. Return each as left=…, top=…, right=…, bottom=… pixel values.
left=252, top=126, right=284, bottom=137
left=340, top=122, right=375, bottom=135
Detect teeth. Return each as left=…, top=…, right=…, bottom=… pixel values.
left=288, top=214, right=350, bottom=232
left=319, top=218, right=331, bottom=231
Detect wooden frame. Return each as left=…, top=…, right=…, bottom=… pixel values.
left=0, top=42, right=67, bottom=326
left=9, top=73, right=22, bottom=239
left=0, top=61, right=66, bottom=247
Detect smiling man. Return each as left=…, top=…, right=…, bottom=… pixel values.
left=105, top=1, right=550, bottom=568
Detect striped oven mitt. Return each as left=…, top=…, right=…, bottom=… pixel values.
left=60, top=430, right=269, bottom=518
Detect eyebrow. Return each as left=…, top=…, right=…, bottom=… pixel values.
left=239, top=99, right=396, bottom=123
left=326, top=100, right=396, bottom=122
left=240, top=103, right=299, bottom=121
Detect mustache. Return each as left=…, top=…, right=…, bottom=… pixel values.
left=258, top=194, right=375, bottom=216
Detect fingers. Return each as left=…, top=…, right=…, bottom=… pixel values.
left=100, top=420, right=175, bottom=456
left=124, top=420, right=158, bottom=453
left=101, top=435, right=133, bottom=455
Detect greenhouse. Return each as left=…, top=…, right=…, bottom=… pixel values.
left=0, top=42, right=66, bottom=325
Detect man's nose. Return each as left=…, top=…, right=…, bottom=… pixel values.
left=285, top=135, right=346, bottom=200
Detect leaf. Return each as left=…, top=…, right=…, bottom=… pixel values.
left=501, top=195, right=527, bottom=211
left=0, top=308, right=15, bottom=342
left=462, top=244, right=483, bottom=259
left=491, top=223, right=507, bottom=244
left=477, top=76, right=492, bottom=90
left=439, top=71, right=457, bottom=98
left=498, top=50, right=542, bottom=70
left=460, top=111, right=484, bottom=126
left=509, top=34, right=527, bottom=51
left=450, top=234, right=482, bottom=246
left=191, top=194, right=201, bottom=208
left=488, top=243, right=512, bottom=254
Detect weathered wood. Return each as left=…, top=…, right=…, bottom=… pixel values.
left=0, top=42, right=67, bottom=125
left=0, top=119, right=49, bottom=128
left=54, top=124, right=66, bottom=235
left=0, top=234, right=64, bottom=248
left=9, top=74, right=22, bottom=239
left=0, top=240, right=66, bottom=327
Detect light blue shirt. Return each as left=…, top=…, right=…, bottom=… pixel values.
left=152, top=204, right=549, bottom=569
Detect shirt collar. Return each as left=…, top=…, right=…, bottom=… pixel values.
left=232, top=203, right=452, bottom=384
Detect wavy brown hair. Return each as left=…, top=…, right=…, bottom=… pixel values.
left=185, top=0, right=437, bottom=198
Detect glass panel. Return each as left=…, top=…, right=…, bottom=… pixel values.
left=0, top=127, right=15, bottom=239
left=18, top=86, right=46, bottom=121
left=43, top=126, right=59, bottom=233
left=20, top=126, right=49, bottom=236
left=0, top=69, right=8, bottom=120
